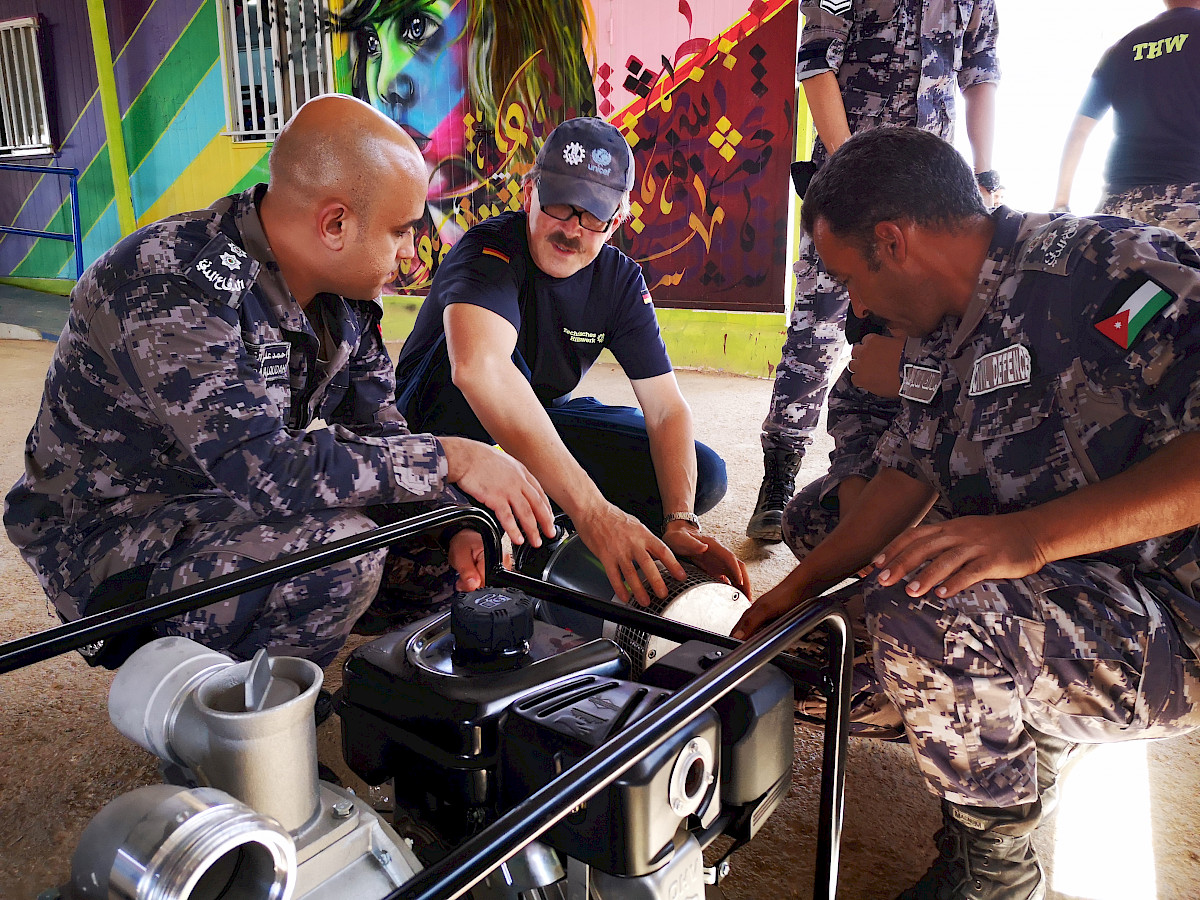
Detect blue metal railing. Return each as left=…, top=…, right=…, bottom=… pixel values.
left=0, top=162, right=84, bottom=279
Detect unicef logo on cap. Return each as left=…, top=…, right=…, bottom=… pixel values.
left=591, top=147, right=612, bottom=166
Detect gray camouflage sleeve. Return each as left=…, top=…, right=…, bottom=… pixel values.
left=958, top=0, right=1000, bottom=90
left=96, top=276, right=447, bottom=516
left=797, top=1, right=851, bottom=81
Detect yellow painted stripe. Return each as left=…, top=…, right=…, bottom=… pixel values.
left=138, top=133, right=266, bottom=225
left=86, top=0, right=137, bottom=236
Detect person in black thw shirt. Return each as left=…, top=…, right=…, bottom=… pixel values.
left=1054, top=0, right=1200, bottom=250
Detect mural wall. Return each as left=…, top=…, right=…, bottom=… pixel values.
left=1, top=0, right=797, bottom=312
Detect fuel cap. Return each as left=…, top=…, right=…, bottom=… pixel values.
left=451, top=587, right=535, bottom=668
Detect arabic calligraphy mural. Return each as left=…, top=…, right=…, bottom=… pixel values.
left=330, top=0, right=796, bottom=311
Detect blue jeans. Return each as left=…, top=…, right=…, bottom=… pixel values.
left=400, top=367, right=726, bottom=529
left=545, top=396, right=727, bottom=527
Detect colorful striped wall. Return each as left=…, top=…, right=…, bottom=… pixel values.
left=1, top=0, right=798, bottom=323
left=1, top=0, right=270, bottom=282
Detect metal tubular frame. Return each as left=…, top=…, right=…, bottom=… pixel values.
left=0, top=507, right=501, bottom=674
left=388, top=583, right=854, bottom=900
left=0, top=507, right=854, bottom=898
left=494, top=568, right=830, bottom=693
left=0, top=162, right=83, bottom=277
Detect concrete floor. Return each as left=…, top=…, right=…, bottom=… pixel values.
left=0, top=334, right=1197, bottom=898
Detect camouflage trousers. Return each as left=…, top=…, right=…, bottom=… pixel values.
left=148, top=508, right=386, bottom=667
left=1098, top=181, right=1200, bottom=252
left=783, top=478, right=1200, bottom=807
left=760, top=230, right=850, bottom=454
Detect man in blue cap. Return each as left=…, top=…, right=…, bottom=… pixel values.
left=394, top=117, right=748, bottom=606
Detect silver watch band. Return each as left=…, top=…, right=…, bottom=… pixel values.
left=661, top=512, right=701, bottom=532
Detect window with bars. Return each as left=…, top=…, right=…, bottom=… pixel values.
left=0, top=17, right=53, bottom=156
left=217, top=0, right=333, bottom=142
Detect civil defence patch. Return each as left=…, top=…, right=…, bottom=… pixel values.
left=969, top=344, right=1031, bottom=396
left=1094, top=275, right=1175, bottom=349
left=183, top=233, right=257, bottom=304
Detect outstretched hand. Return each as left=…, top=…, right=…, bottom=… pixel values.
left=661, top=522, right=752, bottom=599
left=873, top=513, right=1048, bottom=599
left=439, top=436, right=556, bottom=548
left=572, top=503, right=687, bottom=605
left=731, top=571, right=806, bottom=640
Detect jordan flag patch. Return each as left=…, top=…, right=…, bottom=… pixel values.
left=1094, top=277, right=1175, bottom=349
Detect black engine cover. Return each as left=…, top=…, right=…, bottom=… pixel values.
left=339, top=609, right=626, bottom=843
left=501, top=677, right=720, bottom=876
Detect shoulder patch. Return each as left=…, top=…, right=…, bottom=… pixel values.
left=818, top=0, right=852, bottom=14
left=181, top=233, right=258, bottom=307
left=1018, top=217, right=1090, bottom=277
left=481, top=246, right=511, bottom=265
left=1094, top=274, right=1176, bottom=349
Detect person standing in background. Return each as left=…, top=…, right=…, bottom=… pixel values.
left=747, top=0, right=1000, bottom=542
left=1053, top=0, right=1200, bottom=250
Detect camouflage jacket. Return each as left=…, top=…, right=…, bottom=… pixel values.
left=798, top=0, right=1000, bottom=160
left=4, top=186, right=450, bottom=617
left=875, top=206, right=1200, bottom=645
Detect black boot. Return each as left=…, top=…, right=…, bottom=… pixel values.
left=745, top=447, right=803, bottom=542
left=896, top=800, right=1046, bottom=900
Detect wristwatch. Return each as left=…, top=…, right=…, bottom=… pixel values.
left=975, top=170, right=1001, bottom=192
left=661, top=512, right=701, bottom=532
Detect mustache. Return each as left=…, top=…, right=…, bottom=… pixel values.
left=548, top=230, right=583, bottom=253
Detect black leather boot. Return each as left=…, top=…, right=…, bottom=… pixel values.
left=745, top=447, right=803, bottom=541
left=895, top=800, right=1046, bottom=900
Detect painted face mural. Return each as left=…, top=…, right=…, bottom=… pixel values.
left=327, top=0, right=795, bottom=309
left=332, top=0, right=597, bottom=288
left=5, top=1, right=795, bottom=312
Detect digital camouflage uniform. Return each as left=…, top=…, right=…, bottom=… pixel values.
left=762, top=0, right=1000, bottom=454
left=789, top=207, right=1200, bottom=810
left=4, top=186, right=461, bottom=666
left=1098, top=182, right=1200, bottom=253
left=783, top=369, right=947, bottom=738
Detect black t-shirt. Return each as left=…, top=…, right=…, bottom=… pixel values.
left=394, top=210, right=671, bottom=429
left=1079, top=7, right=1200, bottom=189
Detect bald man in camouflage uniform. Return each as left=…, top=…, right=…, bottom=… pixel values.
left=4, top=96, right=552, bottom=668
left=736, top=128, right=1200, bottom=899
left=748, top=0, right=1001, bottom=541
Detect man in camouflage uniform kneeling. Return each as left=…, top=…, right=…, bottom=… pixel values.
left=735, top=127, right=1200, bottom=899
left=4, top=95, right=554, bottom=668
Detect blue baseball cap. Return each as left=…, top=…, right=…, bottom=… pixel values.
left=534, top=117, right=635, bottom=222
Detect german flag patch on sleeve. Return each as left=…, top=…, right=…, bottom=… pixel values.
left=1094, top=275, right=1176, bottom=349
left=481, top=246, right=510, bottom=265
